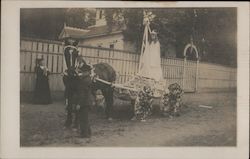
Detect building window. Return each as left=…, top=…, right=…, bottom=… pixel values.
left=110, top=44, right=114, bottom=49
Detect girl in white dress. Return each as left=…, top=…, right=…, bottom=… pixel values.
left=140, top=30, right=163, bottom=81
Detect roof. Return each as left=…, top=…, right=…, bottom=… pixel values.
left=84, top=25, right=124, bottom=38
left=58, top=25, right=124, bottom=40
left=58, top=26, right=89, bottom=40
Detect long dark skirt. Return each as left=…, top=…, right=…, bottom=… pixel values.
left=33, top=67, right=52, bottom=104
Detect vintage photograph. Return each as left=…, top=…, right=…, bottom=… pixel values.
left=20, top=7, right=237, bottom=147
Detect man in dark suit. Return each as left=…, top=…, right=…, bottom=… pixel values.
left=63, top=38, right=92, bottom=138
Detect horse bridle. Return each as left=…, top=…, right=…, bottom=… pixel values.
left=63, top=45, right=97, bottom=82
left=64, top=45, right=78, bottom=51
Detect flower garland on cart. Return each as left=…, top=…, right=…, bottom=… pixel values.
left=161, top=83, right=183, bottom=118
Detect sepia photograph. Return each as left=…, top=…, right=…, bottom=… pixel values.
left=20, top=7, right=237, bottom=147
left=1, top=1, right=249, bottom=159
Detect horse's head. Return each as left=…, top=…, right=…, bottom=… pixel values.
left=63, top=40, right=80, bottom=79
left=64, top=45, right=79, bottom=70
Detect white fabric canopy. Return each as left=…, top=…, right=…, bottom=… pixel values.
left=138, top=21, right=163, bottom=81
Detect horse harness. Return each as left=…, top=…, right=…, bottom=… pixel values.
left=63, top=45, right=113, bottom=87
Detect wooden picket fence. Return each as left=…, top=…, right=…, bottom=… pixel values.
left=20, top=37, right=237, bottom=92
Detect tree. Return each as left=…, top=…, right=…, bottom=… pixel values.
left=21, top=8, right=237, bottom=66
left=151, top=8, right=194, bottom=58
left=64, top=8, right=95, bottom=28
left=104, top=8, right=237, bottom=67
left=20, top=8, right=95, bottom=40
left=105, top=8, right=144, bottom=52
left=194, top=8, right=237, bottom=66
left=21, top=8, right=65, bottom=40
left=122, top=9, right=144, bottom=52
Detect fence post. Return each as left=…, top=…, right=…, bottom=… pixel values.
left=182, top=57, right=186, bottom=90
left=195, top=59, right=199, bottom=92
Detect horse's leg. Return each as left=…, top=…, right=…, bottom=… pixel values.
left=91, top=88, right=97, bottom=109
left=64, top=94, right=73, bottom=128
left=102, top=87, right=114, bottom=119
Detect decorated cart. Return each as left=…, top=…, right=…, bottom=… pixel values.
left=93, top=12, right=184, bottom=121
left=59, top=11, right=184, bottom=122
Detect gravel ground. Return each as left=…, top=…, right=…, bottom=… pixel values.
left=20, top=91, right=236, bottom=147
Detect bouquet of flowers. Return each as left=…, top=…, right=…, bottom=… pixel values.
left=134, top=86, right=154, bottom=121
left=40, top=66, right=49, bottom=76
left=161, top=83, right=183, bottom=117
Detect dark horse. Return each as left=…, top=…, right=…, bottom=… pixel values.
left=62, top=41, right=116, bottom=137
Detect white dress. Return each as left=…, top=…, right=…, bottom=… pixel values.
left=139, top=40, right=163, bottom=81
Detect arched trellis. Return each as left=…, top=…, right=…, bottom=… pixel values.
left=182, top=39, right=199, bottom=92
left=183, top=43, right=199, bottom=60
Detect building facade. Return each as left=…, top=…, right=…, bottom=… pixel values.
left=59, top=9, right=175, bottom=57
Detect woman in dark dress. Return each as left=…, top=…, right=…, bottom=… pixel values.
left=33, top=58, right=52, bottom=104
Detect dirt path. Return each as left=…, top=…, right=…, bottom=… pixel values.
left=20, top=91, right=236, bottom=147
